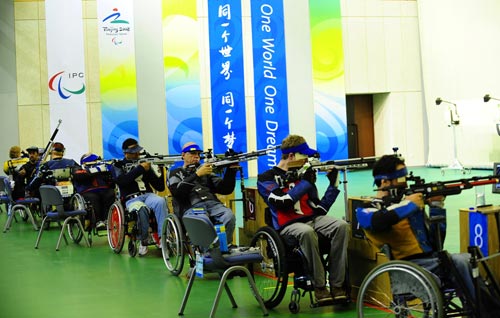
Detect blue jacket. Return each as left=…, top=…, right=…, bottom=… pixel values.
left=356, top=198, right=446, bottom=260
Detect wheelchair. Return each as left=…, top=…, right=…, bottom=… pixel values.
left=249, top=213, right=350, bottom=313
left=161, top=212, right=189, bottom=275
left=40, top=168, right=101, bottom=246
left=162, top=166, right=250, bottom=276
left=106, top=194, right=159, bottom=257
left=160, top=198, right=197, bottom=276
left=356, top=246, right=500, bottom=318
left=161, top=198, right=238, bottom=277
left=68, top=192, right=109, bottom=246
left=36, top=168, right=80, bottom=233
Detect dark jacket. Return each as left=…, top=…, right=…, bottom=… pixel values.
left=113, top=159, right=165, bottom=198
left=168, top=165, right=237, bottom=213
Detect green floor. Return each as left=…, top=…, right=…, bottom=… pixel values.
left=0, top=167, right=496, bottom=318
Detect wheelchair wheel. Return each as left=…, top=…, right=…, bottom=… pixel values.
left=289, top=289, right=301, bottom=314
left=107, top=201, right=125, bottom=254
left=357, top=260, right=444, bottom=318
left=250, top=226, right=288, bottom=309
left=67, top=194, right=87, bottom=244
left=161, top=214, right=185, bottom=275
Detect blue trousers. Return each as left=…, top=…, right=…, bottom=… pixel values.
left=184, top=200, right=236, bottom=244
left=126, top=193, right=167, bottom=241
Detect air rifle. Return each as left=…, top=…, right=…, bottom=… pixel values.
left=123, top=152, right=183, bottom=174
left=203, top=145, right=281, bottom=169
left=288, top=156, right=377, bottom=179
left=32, top=119, right=62, bottom=180
left=382, top=173, right=500, bottom=203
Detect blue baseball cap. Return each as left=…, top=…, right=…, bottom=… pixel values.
left=182, top=143, right=202, bottom=153
left=281, top=142, right=318, bottom=157
left=80, top=153, right=101, bottom=165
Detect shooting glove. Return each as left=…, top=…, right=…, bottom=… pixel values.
left=326, top=168, right=340, bottom=188
left=301, top=167, right=317, bottom=184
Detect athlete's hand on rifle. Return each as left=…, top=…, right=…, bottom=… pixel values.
left=140, top=161, right=151, bottom=171
left=326, top=167, right=340, bottom=188
left=196, top=163, right=213, bottom=177
left=406, top=192, right=425, bottom=209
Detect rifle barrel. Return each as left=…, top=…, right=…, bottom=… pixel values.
left=310, top=156, right=377, bottom=171
left=208, top=145, right=281, bottom=167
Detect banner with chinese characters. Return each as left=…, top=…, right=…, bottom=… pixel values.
left=250, top=0, right=288, bottom=174
left=208, top=0, right=248, bottom=170
left=162, top=0, right=203, bottom=154
left=45, top=0, right=88, bottom=161
left=309, top=0, right=347, bottom=160
left=97, top=0, right=138, bottom=159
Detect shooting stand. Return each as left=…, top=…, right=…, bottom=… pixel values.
left=441, top=103, right=469, bottom=175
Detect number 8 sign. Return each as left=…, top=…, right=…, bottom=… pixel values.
left=469, top=211, right=489, bottom=256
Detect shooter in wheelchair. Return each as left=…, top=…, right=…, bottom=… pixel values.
left=27, top=141, right=91, bottom=243
left=252, top=134, right=350, bottom=311
left=162, top=142, right=238, bottom=274
left=161, top=142, right=281, bottom=276
left=355, top=154, right=500, bottom=317
left=71, top=153, right=115, bottom=243
left=108, top=138, right=169, bottom=256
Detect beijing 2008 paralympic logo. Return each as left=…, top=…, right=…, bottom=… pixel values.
left=103, top=8, right=129, bottom=24
left=102, top=8, right=130, bottom=45
left=48, top=71, right=86, bottom=100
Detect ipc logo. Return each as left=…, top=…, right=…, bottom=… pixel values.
left=48, top=71, right=86, bottom=100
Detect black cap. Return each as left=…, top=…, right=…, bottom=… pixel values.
left=122, top=138, right=143, bottom=154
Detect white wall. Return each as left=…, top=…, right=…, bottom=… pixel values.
left=0, top=0, right=19, bottom=165
left=341, top=0, right=426, bottom=166
left=418, top=0, right=500, bottom=168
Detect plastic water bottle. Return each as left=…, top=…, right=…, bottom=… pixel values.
left=475, top=185, right=486, bottom=207
left=215, top=224, right=228, bottom=252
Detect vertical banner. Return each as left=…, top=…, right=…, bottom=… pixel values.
left=309, top=0, right=347, bottom=160
left=469, top=212, right=489, bottom=256
left=208, top=0, right=248, bottom=170
left=250, top=0, right=287, bottom=174
left=45, top=0, right=88, bottom=161
left=97, top=0, right=138, bottom=159
left=162, top=0, right=202, bottom=154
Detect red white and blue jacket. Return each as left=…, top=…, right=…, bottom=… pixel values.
left=257, top=166, right=340, bottom=231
